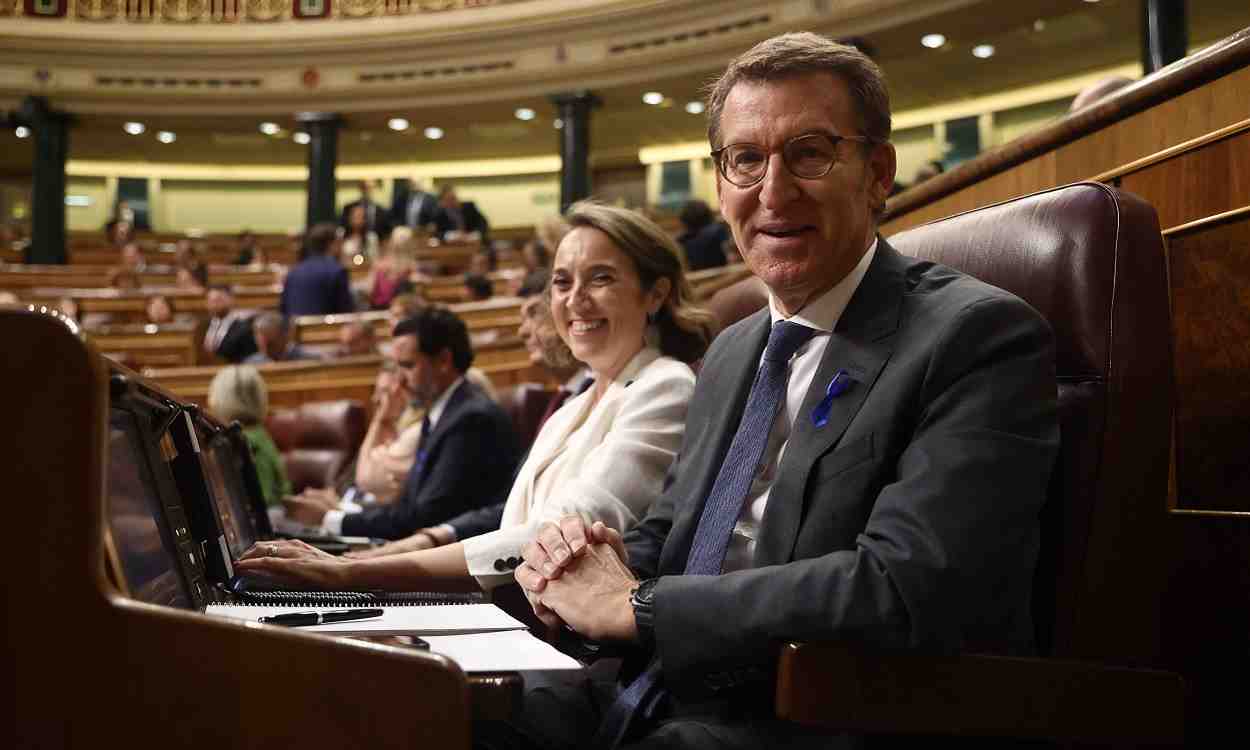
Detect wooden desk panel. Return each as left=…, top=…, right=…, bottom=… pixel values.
left=1165, top=208, right=1250, bottom=513
left=4, top=309, right=474, bottom=749
left=88, top=321, right=203, bottom=369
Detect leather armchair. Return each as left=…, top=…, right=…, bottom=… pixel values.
left=496, top=382, right=555, bottom=451
left=776, top=182, right=1185, bottom=745
left=266, top=400, right=368, bottom=492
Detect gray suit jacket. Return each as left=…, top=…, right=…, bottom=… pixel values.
left=623, top=239, right=1059, bottom=701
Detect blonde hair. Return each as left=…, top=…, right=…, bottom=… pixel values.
left=387, top=226, right=417, bottom=266
left=563, top=201, right=713, bottom=364
left=207, top=365, right=269, bottom=426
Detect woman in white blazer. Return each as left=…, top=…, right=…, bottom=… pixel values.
left=238, top=202, right=715, bottom=592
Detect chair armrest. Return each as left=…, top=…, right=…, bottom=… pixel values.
left=776, top=641, right=1185, bottom=745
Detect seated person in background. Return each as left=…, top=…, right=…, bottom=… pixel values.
left=119, top=242, right=146, bottom=273
left=287, top=366, right=419, bottom=514
left=496, top=33, right=1058, bottom=749
left=175, top=239, right=209, bottom=288
left=237, top=201, right=713, bottom=595
left=348, top=280, right=592, bottom=559
left=270, top=307, right=520, bottom=541
left=340, top=204, right=380, bottom=266
left=1070, top=74, right=1134, bottom=112
left=464, top=273, right=493, bottom=301
left=207, top=365, right=291, bottom=507
left=433, top=184, right=489, bottom=243
left=0, top=291, right=18, bottom=306
left=334, top=321, right=379, bottom=357
left=280, top=222, right=355, bottom=317
left=468, top=247, right=496, bottom=276
left=340, top=178, right=392, bottom=238
left=107, top=267, right=140, bottom=290
left=105, top=218, right=134, bottom=249
left=202, top=285, right=257, bottom=363
left=368, top=226, right=419, bottom=310
left=677, top=199, right=731, bottom=271
left=387, top=291, right=426, bottom=332
left=143, top=294, right=193, bottom=325
left=244, top=311, right=320, bottom=365
left=233, top=230, right=258, bottom=266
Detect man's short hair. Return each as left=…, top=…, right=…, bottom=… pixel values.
left=252, top=311, right=289, bottom=336
left=464, top=273, right=493, bottom=301
left=705, top=31, right=892, bottom=149
left=303, top=222, right=339, bottom=257
left=392, top=307, right=473, bottom=373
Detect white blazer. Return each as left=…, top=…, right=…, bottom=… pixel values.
left=462, top=347, right=695, bottom=588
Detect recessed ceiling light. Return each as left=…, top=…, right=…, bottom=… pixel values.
left=1083, top=0, right=1101, bottom=4
left=293, top=132, right=311, bottom=145
left=259, top=122, right=280, bottom=135
left=642, top=92, right=664, bottom=105
left=921, top=33, right=946, bottom=49
left=156, top=131, right=176, bottom=144
left=553, top=119, right=564, bottom=130
left=685, top=101, right=705, bottom=115
left=424, top=126, right=444, bottom=140
left=15, top=126, right=30, bottom=139
left=1033, top=19, right=1046, bottom=32
left=515, top=108, right=536, bottom=121
left=972, top=44, right=996, bottom=59
left=123, top=122, right=146, bottom=135
left=387, top=118, right=409, bottom=131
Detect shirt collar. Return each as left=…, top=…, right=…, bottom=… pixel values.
left=563, top=368, right=594, bottom=394
left=768, top=236, right=877, bottom=332
left=425, top=376, right=465, bottom=429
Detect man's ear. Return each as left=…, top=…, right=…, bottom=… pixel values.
left=867, top=141, right=897, bottom=209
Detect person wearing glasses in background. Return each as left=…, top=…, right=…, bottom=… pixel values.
left=478, top=32, right=1058, bottom=750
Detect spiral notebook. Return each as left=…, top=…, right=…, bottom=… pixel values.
left=205, top=601, right=527, bottom=636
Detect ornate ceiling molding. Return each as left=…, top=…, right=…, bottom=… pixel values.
left=0, top=0, right=983, bottom=116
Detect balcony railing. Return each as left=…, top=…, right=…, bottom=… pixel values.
left=0, top=0, right=523, bottom=23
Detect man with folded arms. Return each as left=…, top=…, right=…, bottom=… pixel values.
left=493, top=32, right=1059, bottom=749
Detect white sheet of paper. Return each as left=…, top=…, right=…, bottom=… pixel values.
left=205, top=603, right=526, bottom=636
left=423, top=630, right=584, bottom=672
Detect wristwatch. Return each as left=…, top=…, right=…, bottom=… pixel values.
left=629, top=578, right=659, bottom=649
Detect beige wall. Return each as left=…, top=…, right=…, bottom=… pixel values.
left=893, top=124, right=941, bottom=186
left=991, top=97, right=1074, bottom=149
left=65, top=176, right=110, bottom=232
left=161, top=180, right=306, bottom=234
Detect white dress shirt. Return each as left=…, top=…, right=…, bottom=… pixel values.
left=322, top=377, right=465, bottom=536
left=721, top=239, right=877, bottom=573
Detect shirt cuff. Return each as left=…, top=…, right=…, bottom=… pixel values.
left=322, top=509, right=346, bottom=536
left=437, top=523, right=457, bottom=543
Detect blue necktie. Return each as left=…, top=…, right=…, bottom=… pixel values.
left=594, top=320, right=816, bottom=747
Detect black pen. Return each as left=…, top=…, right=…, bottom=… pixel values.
left=258, top=608, right=385, bottom=627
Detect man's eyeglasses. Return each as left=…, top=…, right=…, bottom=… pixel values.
left=711, top=133, right=876, bottom=188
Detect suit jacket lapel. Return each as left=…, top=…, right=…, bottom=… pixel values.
left=754, top=240, right=906, bottom=567
left=660, top=310, right=771, bottom=574
left=408, top=381, right=469, bottom=488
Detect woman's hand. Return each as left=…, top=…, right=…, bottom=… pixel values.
left=236, top=539, right=351, bottom=589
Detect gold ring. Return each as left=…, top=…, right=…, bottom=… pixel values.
left=268, top=544, right=278, bottom=557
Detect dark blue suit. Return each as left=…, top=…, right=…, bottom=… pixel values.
left=279, top=255, right=355, bottom=317
left=341, top=380, right=519, bottom=540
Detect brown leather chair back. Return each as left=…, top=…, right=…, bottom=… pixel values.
left=887, top=182, right=1173, bottom=666
left=497, top=382, right=555, bottom=451
left=265, top=400, right=368, bottom=492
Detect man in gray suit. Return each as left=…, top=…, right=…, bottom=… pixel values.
left=497, top=32, right=1059, bottom=749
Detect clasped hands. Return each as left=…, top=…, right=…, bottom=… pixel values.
left=515, top=517, right=640, bottom=644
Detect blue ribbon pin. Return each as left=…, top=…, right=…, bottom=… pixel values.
left=810, top=369, right=855, bottom=428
